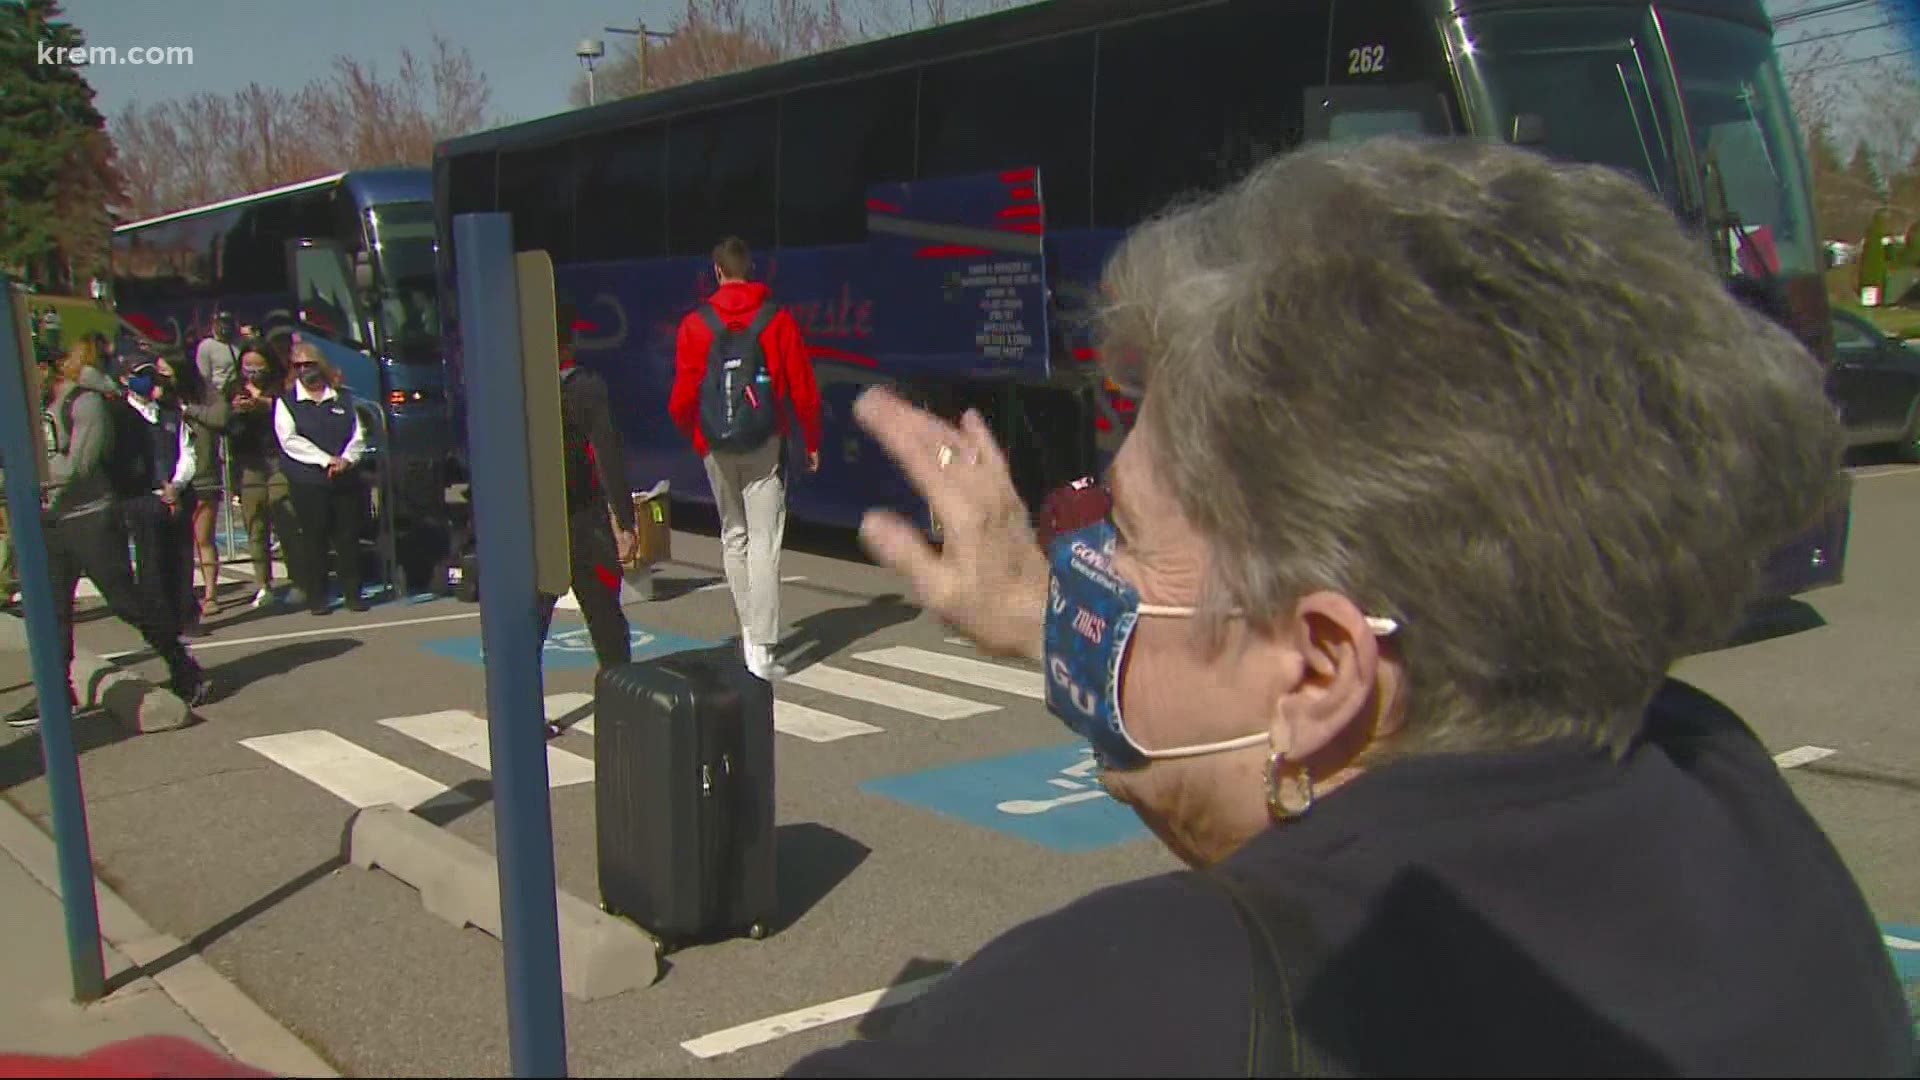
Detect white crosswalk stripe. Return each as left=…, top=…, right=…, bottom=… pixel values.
left=241, top=730, right=452, bottom=809
left=380, top=710, right=595, bottom=787
left=852, top=646, right=1043, bottom=700
left=245, top=648, right=1037, bottom=799
left=784, top=663, right=996, bottom=720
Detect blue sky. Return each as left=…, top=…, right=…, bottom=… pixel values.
left=59, top=0, right=1917, bottom=133
left=62, top=0, right=696, bottom=127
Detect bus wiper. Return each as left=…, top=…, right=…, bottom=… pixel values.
left=1703, top=147, right=1788, bottom=323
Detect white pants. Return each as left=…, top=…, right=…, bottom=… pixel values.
left=702, top=437, right=787, bottom=649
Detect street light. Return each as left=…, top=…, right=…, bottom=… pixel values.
left=576, top=38, right=605, bottom=106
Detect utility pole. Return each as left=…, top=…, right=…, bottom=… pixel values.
left=605, top=17, right=676, bottom=92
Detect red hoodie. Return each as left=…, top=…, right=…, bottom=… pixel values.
left=670, top=281, right=821, bottom=458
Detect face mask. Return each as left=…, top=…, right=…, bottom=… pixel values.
left=126, top=372, right=156, bottom=398
left=297, top=366, right=325, bottom=389
left=1042, top=521, right=1399, bottom=770
left=243, top=368, right=269, bottom=384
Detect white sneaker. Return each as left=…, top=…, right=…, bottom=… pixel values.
left=745, top=644, right=787, bottom=683
left=251, top=588, right=272, bottom=609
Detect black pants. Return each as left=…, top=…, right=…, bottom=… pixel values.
left=47, top=508, right=194, bottom=684
left=288, top=480, right=365, bottom=608
left=123, top=491, right=197, bottom=630
left=535, top=507, right=631, bottom=668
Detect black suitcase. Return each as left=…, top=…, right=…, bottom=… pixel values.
left=594, top=652, right=777, bottom=950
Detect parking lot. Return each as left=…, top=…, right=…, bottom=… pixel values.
left=2, top=464, right=1918, bottom=1076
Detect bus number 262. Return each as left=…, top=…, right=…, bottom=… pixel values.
left=1349, top=44, right=1387, bottom=74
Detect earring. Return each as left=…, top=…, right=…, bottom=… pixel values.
left=1265, top=749, right=1314, bottom=822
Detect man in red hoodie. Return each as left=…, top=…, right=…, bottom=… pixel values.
left=670, top=237, right=821, bottom=681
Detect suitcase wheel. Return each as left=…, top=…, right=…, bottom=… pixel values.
left=748, top=922, right=768, bottom=941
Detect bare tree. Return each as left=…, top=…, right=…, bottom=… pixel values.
left=567, top=0, right=1029, bottom=105
left=109, top=35, right=491, bottom=219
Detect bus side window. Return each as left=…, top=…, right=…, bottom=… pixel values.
left=917, top=33, right=1095, bottom=229
left=779, top=69, right=918, bottom=248
left=574, top=135, right=666, bottom=263
left=1092, top=1, right=1324, bottom=228
left=667, top=100, right=778, bottom=257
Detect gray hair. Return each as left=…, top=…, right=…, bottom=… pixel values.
left=1094, top=135, right=1844, bottom=757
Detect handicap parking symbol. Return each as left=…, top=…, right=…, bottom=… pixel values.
left=418, top=622, right=715, bottom=670
left=861, top=742, right=1150, bottom=852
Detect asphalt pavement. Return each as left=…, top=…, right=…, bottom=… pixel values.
left=2, top=465, right=1917, bottom=1076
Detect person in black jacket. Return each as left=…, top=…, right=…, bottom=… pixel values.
left=536, top=308, right=638, bottom=738
left=5, top=341, right=207, bottom=727
left=116, top=352, right=200, bottom=637
left=273, top=342, right=369, bottom=615
left=796, top=137, right=1915, bottom=1076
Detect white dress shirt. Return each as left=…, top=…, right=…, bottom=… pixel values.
left=125, top=393, right=196, bottom=491
left=272, top=382, right=368, bottom=470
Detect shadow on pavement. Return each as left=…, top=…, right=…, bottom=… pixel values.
left=775, top=822, right=872, bottom=933
left=781, top=594, right=920, bottom=674
left=207, top=638, right=362, bottom=698
left=670, top=498, right=874, bottom=566
left=0, top=711, right=133, bottom=793
left=1721, top=598, right=1827, bottom=650
left=646, top=574, right=724, bottom=602
left=124, top=852, right=349, bottom=987
left=853, top=956, right=958, bottom=1040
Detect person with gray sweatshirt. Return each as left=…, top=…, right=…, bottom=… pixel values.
left=4, top=343, right=208, bottom=728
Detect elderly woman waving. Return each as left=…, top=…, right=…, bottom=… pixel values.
left=791, top=137, right=1912, bottom=1076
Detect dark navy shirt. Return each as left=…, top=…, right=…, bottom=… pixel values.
left=788, top=680, right=1914, bottom=1076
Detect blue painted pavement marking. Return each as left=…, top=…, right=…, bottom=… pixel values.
left=861, top=742, right=1150, bottom=852
left=419, top=622, right=717, bottom=670
left=1881, top=922, right=1920, bottom=1034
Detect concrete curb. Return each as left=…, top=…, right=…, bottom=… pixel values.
left=344, top=804, right=660, bottom=1001
left=0, top=797, right=338, bottom=1077
left=0, top=613, right=191, bottom=734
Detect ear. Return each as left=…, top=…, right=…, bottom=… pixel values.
left=1266, top=591, right=1384, bottom=763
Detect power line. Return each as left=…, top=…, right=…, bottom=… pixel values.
left=1794, top=45, right=1920, bottom=75
left=1774, top=0, right=1880, bottom=27
left=1779, top=16, right=1916, bottom=48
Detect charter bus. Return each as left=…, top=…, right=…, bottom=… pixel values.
left=111, top=169, right=457, bottom=592
left=434, top=0, right=1849, bottom=599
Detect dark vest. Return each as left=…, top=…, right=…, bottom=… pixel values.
left=279, top=386, right=358, bottom=486
left=142, top=399, right=184, bottom=489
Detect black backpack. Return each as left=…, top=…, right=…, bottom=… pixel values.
left=696, top=304, right=780, bottom=452
left=50, top=388, right=153, bottom=500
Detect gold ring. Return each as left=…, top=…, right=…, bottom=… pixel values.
left=936, top=445, right=956, bottom=470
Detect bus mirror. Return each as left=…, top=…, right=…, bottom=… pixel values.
left=1511, top=114, right=1546, bottom=146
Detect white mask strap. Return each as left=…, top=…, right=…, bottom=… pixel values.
left=1136, top=731, right=1270, bottom=760
left=1136, top=603, right=1400, bottom=637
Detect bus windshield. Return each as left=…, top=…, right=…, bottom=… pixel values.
left=368, top=201, right=441, bottom=363
left=1449, top=5, right=1819, bottom=280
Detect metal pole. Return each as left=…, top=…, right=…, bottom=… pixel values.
left=637, top=22, right=648, bottom=90
left=587, top=66, right=596, bottom=106
left=0, top=280, right=106, bottom=1003
left=451, top=215, right=568, bottom=1078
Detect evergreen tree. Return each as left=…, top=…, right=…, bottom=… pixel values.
left=0, top=0, right=122, bottom=291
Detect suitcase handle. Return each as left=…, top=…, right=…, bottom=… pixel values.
left=698, top=756, right=735, bottom=796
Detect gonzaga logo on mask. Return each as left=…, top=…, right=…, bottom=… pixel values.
left=1048, top=656, right=1099, bottom=719
left=1071, top=604, right=1107, bottom=645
